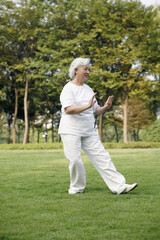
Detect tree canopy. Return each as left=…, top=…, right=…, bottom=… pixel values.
left=0, top=0, right=159, bottom=143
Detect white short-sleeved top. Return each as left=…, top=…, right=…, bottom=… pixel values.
left=58, top=82, right=99, bottom=136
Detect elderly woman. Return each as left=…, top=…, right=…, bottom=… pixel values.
left=58, top=57, right=138, bottom=194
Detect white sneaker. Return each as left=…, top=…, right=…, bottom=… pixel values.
left=68, top=189, right=83, bottom=194
left=122, top=183, right=138, bottom=194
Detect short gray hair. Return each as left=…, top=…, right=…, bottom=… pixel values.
left=69, top=57, right=90, bottom=79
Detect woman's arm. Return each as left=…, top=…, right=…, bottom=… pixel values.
left=95, top=96, right=114, bottom=115
left=65, top=93, right=97, bottom=114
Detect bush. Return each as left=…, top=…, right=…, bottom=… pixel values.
left=141, top=119, right=160, bottom=142
left=103, top=142, right=160, bottom=149
left=0, top=141, right=160, bottom=150
left=0, top=142, right=64, bottom=150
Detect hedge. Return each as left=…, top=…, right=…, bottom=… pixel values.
left=0, top=142, right=160, bottom=150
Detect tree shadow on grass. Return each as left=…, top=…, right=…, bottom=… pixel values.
left=85, top=186, right=140, bottom=195
left=0, top=236, right=11, bottom=240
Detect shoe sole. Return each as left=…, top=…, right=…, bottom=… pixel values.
left=69, top=192, right=83, bottom=194
left=68, top=190, right=84, bottom=194
left=125, top=183, right=138, bottom=194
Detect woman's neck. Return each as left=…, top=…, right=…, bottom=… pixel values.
left=71, top=77, right=84, bottom=86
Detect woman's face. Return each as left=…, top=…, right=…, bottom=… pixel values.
left=75, top=65, right=90, bottom=81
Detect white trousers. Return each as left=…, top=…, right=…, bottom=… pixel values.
left=61, top=134, right=127, bottom=194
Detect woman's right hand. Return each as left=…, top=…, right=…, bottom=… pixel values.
left=65, top=93, right=97, bottom=114
left=87, top=93, right=97, bottom=109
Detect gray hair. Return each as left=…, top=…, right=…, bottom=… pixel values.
left=69, top=57, right=90, bottom=79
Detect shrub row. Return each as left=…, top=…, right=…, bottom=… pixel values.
left=0, top=142, right=160, bottom=150
left=103, top=142, right=160, bottom=149
left=0, top=142, right=63, bottom=150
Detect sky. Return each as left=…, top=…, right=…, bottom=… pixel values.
left=140, top=0, right=160, bottom=6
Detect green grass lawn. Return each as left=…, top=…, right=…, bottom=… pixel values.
left=0, top=149, right=160, bottom=240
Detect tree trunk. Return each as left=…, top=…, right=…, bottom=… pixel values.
left=122, top=96, right=128, bottom=143
left=128, top=129, right=131, bottom=142
left=12, top=88, right=18, bottom=144
left=23, top=78, right=29, bottom=145
left=27, top=120, right=30, bottom=143
left=45, top=133, right=47, bottom=143
left=133, top=130, right=136, bottom=141
left=37, top=128, right=40, bottom=143
left=7, top=112, right=12, bottom=144
left=137, top=129, right=140, bottom=141
left=18, top=124, right=21, bottom=143
left=114, top=125, right=119, bottom=143
left=52, top=114, right=54, bottom=143
left=98, top=114, right=103, bottom=142
left=32, top=126, right=34, bottom=143
left=7, top=120, right=11, bottom=144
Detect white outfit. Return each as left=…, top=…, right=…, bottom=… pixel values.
left=58, top=82, right=127, bottom=194
left=58, top=82, right=99, bottom=136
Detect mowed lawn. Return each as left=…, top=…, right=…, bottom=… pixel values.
left=0, top=149, right=160, bottom=240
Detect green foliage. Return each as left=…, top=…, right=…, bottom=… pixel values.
left=103, top=141, right=160, bottom=149
left=127, top=97, right=154, bottom=141
left=0, top=149, right=160, bottom=239
left=0, top=142, right=63, bottom=150
left=0, top=141, right=160, bottom=150
left=0, top=0, right=160, bottom=144
left=141, top=119, right=160, bottom=142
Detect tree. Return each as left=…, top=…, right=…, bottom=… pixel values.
left=29, top=0, right=82, bottom=141
left=141, top=119, right=160, bottom=142
left=0, top=0, right=159, bottom=144
left=128, top=97, right=153, bottom=141
left=38, top=0, right=159, bottom=143
left=0, top=0, right=48, bottom=144
left=0, top=0, right=63, bottom=144
left=0, top=0, right=16, bottom=143
left=79, top=0, right=156, bottom=142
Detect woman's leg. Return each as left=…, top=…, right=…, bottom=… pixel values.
left=61, top=134, right=86, bottom=194
left=82, top=134, right=127, bottom=194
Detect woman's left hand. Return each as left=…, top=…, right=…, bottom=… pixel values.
left=95, top=95, right=114, bottom=115
left=104, top=95, right=114, bottom=110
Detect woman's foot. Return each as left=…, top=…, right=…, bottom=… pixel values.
left=121, top=183, right=138, bottom=194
